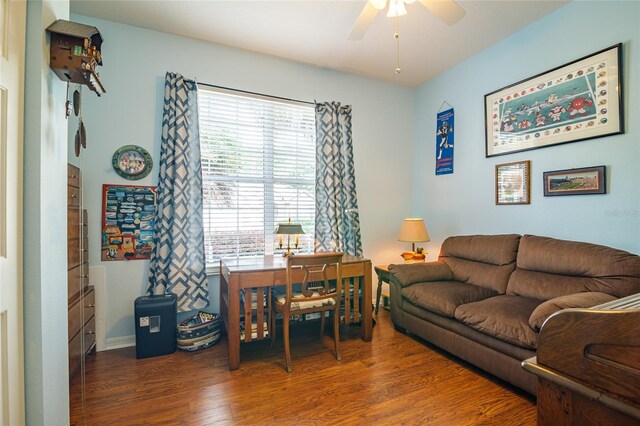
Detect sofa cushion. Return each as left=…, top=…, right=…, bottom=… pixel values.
left=401, top=281, right=497, bottom=318
left=439, top=234, right=520, bottom=294
left=402, top=302, right=536, bottom=361
left=454, top=295, right=540, bottom=349
left=388, top=261, right=453, bottom=288
left=528, top=291, right=617, bottom=331
left=441, top=258, right=516, bottom=295
left=507, top=235, right=640, bottom=300
left=440, top=234, right=521, bottom=265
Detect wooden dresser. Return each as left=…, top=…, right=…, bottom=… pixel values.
left=67, top=164, right=96, bottom=379
left=522, top=293, right=640, bottom=425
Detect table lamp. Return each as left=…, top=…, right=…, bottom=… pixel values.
left=275, top=219, right=305, bottom=257
left=398, top=218, right=430, bottom=261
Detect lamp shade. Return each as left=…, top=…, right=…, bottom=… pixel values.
left=398, top=218, right=430, bottom=243
left=274, top=223, right=305, bottom=235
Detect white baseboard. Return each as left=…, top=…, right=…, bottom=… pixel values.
left=105, top=335, right=136, bottom=350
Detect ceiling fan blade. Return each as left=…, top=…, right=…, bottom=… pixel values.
left=418, top=0, right=466, bottom=26
left=348, top=2, right=380, bottom=41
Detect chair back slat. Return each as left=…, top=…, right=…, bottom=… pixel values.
left=284, top=252, right=343, bottom=307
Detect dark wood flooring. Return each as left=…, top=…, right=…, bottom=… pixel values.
left=70, top=311, right=536, bottom=425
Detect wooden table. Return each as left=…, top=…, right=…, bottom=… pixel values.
left=220, top=254, right=373, bottom=370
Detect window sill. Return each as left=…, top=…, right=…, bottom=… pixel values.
left=206, top=265, right=220, bottom=276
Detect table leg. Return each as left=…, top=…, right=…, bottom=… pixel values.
left=375, top=274, right=383, bottom=315
left=227, top=274, right=240, bottom=371
left=361, top=262, right=372, bottom=342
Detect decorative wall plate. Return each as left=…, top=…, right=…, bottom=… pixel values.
left=112, top=145, right=153, bottom=180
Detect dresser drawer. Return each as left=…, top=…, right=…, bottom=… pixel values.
left=81, top=246, right=89, bottom=264
left=69, top=329, right=82, bottom=379
left=67, top=264, right=82, bottom=303
left=84, top=288, right=96, bottom=322
left=67, top=164, right=80, bottom=188
left=83, top=316, right=96, bottom=355
left=68, top=297, right=83, bottom=341
left=68, top=185, right=80, bottom=207
left=68, top=238, right=80, bottom=269
left=68, top=288, right=96, bottom=338
left=81, top=262, right=89, bottom=290
left=68, top=208, right=80, bottom=240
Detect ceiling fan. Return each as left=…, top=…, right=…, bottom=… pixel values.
left=348, top=0, right=466, bottom=41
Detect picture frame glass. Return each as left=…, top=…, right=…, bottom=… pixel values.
left=543, top=165, right=605, bottom=196
left=496, top=161, right=530, bottom=205
left=485, top=44, right=622, bottom=157
left=112, top=145, right=153, bottom=180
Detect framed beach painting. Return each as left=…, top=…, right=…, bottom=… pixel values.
left=485, top=44, right=623, bottom=157
left=543, top=165, right=606, bottom=196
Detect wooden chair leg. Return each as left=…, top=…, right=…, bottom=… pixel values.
left=270, top=309, right=277, bottom=347
left=333, top=309, right=341, bottom=361
left=283, top=314, right=292, bottom=373
left=320, top=311, right=326, bottom=337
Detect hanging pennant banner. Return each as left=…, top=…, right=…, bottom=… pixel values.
left=435, top=108, right=455, bottom=175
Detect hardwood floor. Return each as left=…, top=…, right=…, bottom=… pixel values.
left=71, top=311, right=536, bottom=425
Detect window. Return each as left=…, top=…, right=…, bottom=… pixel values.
left=198, top=87, right=316, bottom=265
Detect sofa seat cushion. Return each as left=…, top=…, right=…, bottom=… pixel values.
left=454, top=295, right=540, bottom=349
left=528, top=291, right=617, bottom=331
left=401, top=281, right=497, bottom=318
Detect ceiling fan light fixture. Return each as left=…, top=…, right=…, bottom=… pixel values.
left=387, top=0, right=407, bottom=17
left=369, top=0, right=388, bottom=11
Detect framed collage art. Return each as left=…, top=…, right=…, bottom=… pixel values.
left=485, top=44, right=623, bottom=157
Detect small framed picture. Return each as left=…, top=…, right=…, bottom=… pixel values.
left=496, top=160, right=530, bottom=205
left=112, top=145, right=153, bottom=180
left=543, top=165, right=606, bottom=196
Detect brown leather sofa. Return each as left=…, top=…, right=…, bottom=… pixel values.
left=388, top=234, right=640, bottom=395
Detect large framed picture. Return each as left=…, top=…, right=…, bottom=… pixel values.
left=485, top=43, right=623, bottom=158
left=543, top=165, right=606, bottom=196
left=496, top=160, right=530, bottom=205
left=101, top=184, right=157, bottom=261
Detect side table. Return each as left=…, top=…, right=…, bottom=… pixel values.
left=374, top=265, right=391, bottom=315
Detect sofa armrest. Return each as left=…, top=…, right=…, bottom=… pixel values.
left=529, top=291, right=617, bottom=331
left=388, top=261, right=453, bottom=288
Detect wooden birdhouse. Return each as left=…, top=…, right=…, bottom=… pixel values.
left=46, top=19, right=106, bottom=96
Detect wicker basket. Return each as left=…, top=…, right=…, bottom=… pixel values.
left=177, top=312, right=222, bottom=352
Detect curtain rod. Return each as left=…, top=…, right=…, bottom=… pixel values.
left=189, top=80, right=315, bottom=106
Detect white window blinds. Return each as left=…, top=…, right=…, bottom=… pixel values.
left=198, top=87, right=316, bottom=265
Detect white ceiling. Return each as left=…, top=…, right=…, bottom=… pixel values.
left=70, top=0, right=569, bottom=87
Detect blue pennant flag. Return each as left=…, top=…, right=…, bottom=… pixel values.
left=436, top=108, right=454, bottom=175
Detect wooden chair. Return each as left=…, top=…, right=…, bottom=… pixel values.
left=271, top=252, right=343, bottom=373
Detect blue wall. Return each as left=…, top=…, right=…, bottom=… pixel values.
left=413, top=0, right=640, bottom=257
left=71, top=15, right=414, bottom=342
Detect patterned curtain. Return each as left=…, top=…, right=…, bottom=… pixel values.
left=315, top=102, right=363, bottom=256
left=147, top=72, right=209, bottom=312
